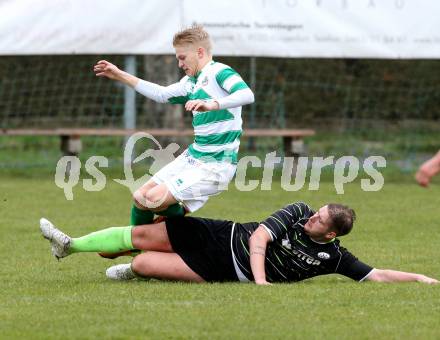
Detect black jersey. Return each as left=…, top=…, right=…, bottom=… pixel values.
left=231, top=202, right=373, bottom=283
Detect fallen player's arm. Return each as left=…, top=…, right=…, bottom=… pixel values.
left=366, top=269, right=438, bottom=285
left=249, top=225, right=272, bottom=285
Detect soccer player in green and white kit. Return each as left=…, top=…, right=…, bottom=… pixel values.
left=93, top=25, right=254, bottom=230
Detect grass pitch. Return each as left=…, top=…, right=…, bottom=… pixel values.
left=1, top=175, right=440, bottom=339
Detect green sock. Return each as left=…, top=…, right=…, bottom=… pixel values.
left=156, top=203, right=186, bottom=218
left=130, top=205, right=154, bottom=226
left=69, top=226, right=133, bottom=254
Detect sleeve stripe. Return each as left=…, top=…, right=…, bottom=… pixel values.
left=268, top=215, right=288, bottom=231
left=229, top=82, right=249, bottom=93
left=293, top=203, right=303, bottom=215
left=168, top=95, right=189, bottom=104
left=222, top=74, right=244, bottom=91
left=216, top=68, right=239, bottom=87
left=334, top=247, right=343, bottom=272
left=359, top=268, right=375, bottom=282
left=281, top=208, right=292, bottom=216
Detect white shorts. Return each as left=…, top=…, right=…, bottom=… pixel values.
left=151, top=149, right=236, bottom=212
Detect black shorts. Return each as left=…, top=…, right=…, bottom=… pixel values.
left=165, top=216, right=239, bottom=282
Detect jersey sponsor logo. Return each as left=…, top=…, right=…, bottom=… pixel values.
left=292, top=248, right=321, bottom=266
left=317, top=252, right=330, bottom=260
left=282, top=236, right=292, bottom=249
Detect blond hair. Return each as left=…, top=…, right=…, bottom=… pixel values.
left=173, top=24, right=212, bottom=54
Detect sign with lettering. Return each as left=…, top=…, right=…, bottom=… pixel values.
left=1, top=0, right=438, bottom=58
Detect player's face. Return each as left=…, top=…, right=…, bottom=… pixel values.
left=304, top=205, right=335, bottom=240
left=175, top=45, right=200, bottom=77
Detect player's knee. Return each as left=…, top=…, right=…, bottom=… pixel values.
left=133, top=190, right=146, bottom=208
left=131, top=254, right=149, bottom=276
left=131, top=226, right=147, bottom=248
left=133, top=190, right=156, bottom=209
left=131, top=256, right=142, bottom=275
left=143, top=190, right=157, bottom=203
left=143, top=190, right=168, bottom=210
left=133, top=188, right=169, bottom=210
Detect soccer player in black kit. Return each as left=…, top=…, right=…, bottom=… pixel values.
left=40, top=202, right=438, bottom=285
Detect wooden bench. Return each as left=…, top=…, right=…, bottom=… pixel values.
left=0, top=128, right=315, bottom=157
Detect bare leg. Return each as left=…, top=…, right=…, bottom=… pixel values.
left=131, top=251, right=205, bottom=282
left=131, top=222, right=173, bottom=252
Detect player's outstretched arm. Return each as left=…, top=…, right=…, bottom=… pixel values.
left=249, top=226, right=272, bottom=285
left=94, top=60, right=140, bottom=87
left=366, top=269, right=438, bottom=285
left=94, top=60, right=187, bottom=104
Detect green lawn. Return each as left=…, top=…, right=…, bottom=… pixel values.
left=1, top=175, right=439, bottom=339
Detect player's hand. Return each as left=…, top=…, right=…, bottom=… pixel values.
left=94, top=60, right=123, bottom=80
left=415, top=153, right=440, bottom=187
left=415, top=168, right=431, bottom=187
left=417, top=275, right=439, bottom=285
left=185, top=100, right=219, bottom=112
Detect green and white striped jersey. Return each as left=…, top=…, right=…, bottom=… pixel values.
left=135, top=61, right=254, bottom=163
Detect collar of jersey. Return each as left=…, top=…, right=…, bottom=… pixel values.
left=309, top=237, right=336, bottom=245
left=189, top=60, right=215, bottom=82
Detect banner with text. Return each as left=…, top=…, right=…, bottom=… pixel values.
left=1, top=0, right=439, bottom=58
